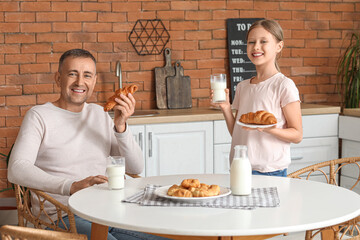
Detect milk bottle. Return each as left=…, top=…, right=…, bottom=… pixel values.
left=230, top=145, right=252, bottom=195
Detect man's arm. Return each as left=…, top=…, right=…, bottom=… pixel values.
left=7, top=109, right=76, bottom=195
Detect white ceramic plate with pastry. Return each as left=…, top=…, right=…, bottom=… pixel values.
left=154, top=185, right=231, bottom=203
left=236, top=118, right=282, bottom=129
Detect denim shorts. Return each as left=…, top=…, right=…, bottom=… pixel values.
left=252, top=169, right=287, bottom=177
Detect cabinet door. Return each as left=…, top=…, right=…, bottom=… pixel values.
left=289, top=137, right=338, bottom=182
left=214, top=120, right=231, bottom=144
left=214, top=144, right=231, bottom=174
left=128, top=125, right=146, bottom=177
left=145, top=122, right=213, bottom=176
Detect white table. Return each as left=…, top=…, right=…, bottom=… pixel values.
left=68, top=174, right=360, bottom=240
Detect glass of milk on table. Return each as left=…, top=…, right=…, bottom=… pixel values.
left=210, top=74, right=227, bottom=103
left=106, top=156, right=125, bottom=190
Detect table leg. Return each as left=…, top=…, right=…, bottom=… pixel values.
left=321, top=228, right=336, bottom=239
left=91, top=222, right=108, bottom=240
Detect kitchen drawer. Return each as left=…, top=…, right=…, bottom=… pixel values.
left=214, top=143, right=231, bottom=174
left=302, top=114, right=338, bottom=138
left=339, top=116, right=360, bottom=142
left=340, top=176, right=360, bottom=195
left=289, top=137, right=338, bottom=174
left=214, top=120, right=231, bottom=144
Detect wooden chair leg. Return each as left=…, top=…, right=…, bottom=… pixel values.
left=305, top=230, right=312, bottom=240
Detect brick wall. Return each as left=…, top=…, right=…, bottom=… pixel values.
left=0, top=0, right=359, bottom=197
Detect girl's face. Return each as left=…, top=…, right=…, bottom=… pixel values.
left=246, top=26, right=283, bottom=69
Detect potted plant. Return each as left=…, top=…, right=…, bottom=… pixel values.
left=337, top=32, right=360, bottom=110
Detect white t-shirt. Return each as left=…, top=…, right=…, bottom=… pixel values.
left=8, top=102, right=143, bottom=220
left=231, top=72, right=300, bottom=172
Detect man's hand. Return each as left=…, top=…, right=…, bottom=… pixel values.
left=113, top=93, right=136, bottom=133
left=70, top=175, right=108, bottom=195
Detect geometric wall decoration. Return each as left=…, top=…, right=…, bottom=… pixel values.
left=129, top=19, right=170, bottom=55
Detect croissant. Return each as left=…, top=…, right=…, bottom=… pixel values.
left=167, top=179, right=220, bottom=198
left=103, top=85, right=138, bottom=112
left=240, top=110, right=277, bottom=125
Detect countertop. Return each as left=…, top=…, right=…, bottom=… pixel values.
left=127, top=104, right=341, bottom=125
left=343, top=108, right=360, bottom=117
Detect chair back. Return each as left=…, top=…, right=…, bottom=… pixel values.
left=0, top=225, right=87, bottom=240
left=13, top=184, right=78, bottom=233
left=288, top=157, right=360, bottom=189
left=288, top=157, right=360, bottom=239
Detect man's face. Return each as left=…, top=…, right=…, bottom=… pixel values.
left=55, top=57, right=97, bottom=112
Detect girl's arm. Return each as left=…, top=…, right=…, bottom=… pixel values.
left=211, top=89, right=236, bottom=135
left=263, top=101, right=303, bottom=143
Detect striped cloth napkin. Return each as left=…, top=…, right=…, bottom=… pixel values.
left=123, top=184, right=280, bottom=210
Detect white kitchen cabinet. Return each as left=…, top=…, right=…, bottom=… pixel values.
left=289, top=114, right=339, bottom=181
left=213, top=120, right=232, bottom=174
left=214, top=114, right=339, bottom=177
left=129, top=112, right=339, bottom=178
left=214, top=144, right=231, bottom=174
left=339, top=115, right=360, bottom=193
left=289, top=137, right=338, bottom=182
left=128, top=124, right=146, bottom=177
left=129, top=122, right=213, bottom=177
left=301, top=114, right=339, bottom=138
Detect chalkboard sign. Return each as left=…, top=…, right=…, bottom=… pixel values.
left=227, top=18, right=263, bottom=102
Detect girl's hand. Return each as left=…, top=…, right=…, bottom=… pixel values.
left=210, top=89, right=231, bottom=111
left=242, top=125, right=276, bottom=132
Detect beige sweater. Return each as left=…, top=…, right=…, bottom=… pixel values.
left=8, top=102, right=143, bottom=220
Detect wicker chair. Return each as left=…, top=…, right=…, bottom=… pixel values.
left=14, top=173, right=140, bottom=233
left=288, top=157, right=360, bottom=240
left=0, top=225, right=87, bottom=240
left=14, top=184, right=79, bottom=233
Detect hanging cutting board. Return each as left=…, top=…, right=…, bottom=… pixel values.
left=154, top=48, right=184, bottom=109
left=166, top=61, right=192, bottom=109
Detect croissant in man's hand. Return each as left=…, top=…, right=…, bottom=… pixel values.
left=240, top=110, right=277, bottom=125
left=104, top=85, right=138, bottom=112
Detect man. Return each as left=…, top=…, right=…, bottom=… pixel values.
left=8, top=49, right=169, bottom=240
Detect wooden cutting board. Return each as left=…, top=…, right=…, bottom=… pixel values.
left=154, top=48, right=184, bottom=109
left=166, top=61, right=192, bottom=109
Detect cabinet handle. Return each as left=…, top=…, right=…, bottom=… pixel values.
left=139, top=132, right=143, bottom=151
left=149, top=132, right=152, bottom=157
left=291, top=156, right=304, bottom=161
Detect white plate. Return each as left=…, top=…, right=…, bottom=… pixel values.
left=236, top=118, right=282, bottom=129
left=154, top=185, right=231, bottom=203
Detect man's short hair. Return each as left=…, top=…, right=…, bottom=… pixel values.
left=58, top=49, right=96, bottom=72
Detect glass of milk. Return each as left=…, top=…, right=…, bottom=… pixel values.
left=210, top=74, right=227, bottom=103
left=106, top=156, right=125, bottom=190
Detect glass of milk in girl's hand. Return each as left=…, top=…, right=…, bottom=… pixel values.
left=106, top=156, right=125, bottom=190
left=210, top=74, right=227, bottom=103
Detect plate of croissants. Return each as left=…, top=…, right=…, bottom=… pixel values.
left=237, top=110, right=281, bottom=128
left=154, top=179, right=231, bottom=203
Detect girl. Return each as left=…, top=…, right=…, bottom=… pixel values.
left=212, top=19, right=303, bottom=177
